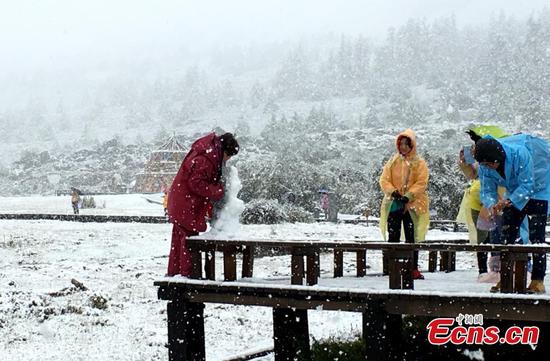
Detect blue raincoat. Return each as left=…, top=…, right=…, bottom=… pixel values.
left=478, top=134, right=550, bottom=211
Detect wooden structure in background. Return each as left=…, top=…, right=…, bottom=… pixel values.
left=133, top=134, right=186, bottom=193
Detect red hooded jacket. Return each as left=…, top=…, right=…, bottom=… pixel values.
left=168, top=133, right=225, bottom=232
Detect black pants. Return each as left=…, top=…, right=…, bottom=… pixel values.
left=72, top=202, right=79, bottom=215
left=502, top=199, right=547, bottom=280
left=387, top=210, right=419, bottom=268
left=471, top=209, right=489, bottom=274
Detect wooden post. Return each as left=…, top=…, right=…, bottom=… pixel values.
left=204, top=250, right=215, bottom=280
left=223, top=247, right=237, bottom=281
left=363, top=301, right=402, bottom=361
left=363, top=301, right=387, bottom=361
left=388, top=258, right=402, bottom=290
left=242, top=245, right=254, bottom=278
left=306, top=250, right=320, bottom=286
left=448, top=251, right=456, bottom=272
left=440, top=252, right=449, bottom=272
left=388, top=250, right=414, bottom=290
left=401, top=256, right=414, bottom=290
left=386, top=313, right=403, bottom=360
left=316, top=252, right=321, bottom=278
left=357, top=250, right=367, bottom=277
left=500, top=252, right=514, bottom=293
left=190, top=249, right=203, bottom=279
left=291, top=249, right=305, bottom=285
left=428, top=251, right=438, bottom=272
left=273, top=308, right=310, bottom=361
left=440, top=251, right=456, bottom=273
left=382, top=251, right=389, bottom=275
left=514, top=259, right=528, bottom=294
left=334, top=249, right=344, bottom=277
left=167, top=299, right=206, bottom=361
left=501, top=252, right=528, bottom=293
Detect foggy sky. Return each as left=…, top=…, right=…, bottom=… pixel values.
left=1, top=0, right=548, bottom=75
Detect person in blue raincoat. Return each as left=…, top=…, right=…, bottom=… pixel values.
left=474, top=133, right=550, bottom=294
left=457, top=126, right=509, bottom=279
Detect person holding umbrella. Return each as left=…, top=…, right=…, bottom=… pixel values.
left=70, top=187, right=81, bottom=215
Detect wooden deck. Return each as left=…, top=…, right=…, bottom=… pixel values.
left=156, top=278, right=550, bottom=321
left=156, top=236, right=550, bottom=360
left=155, top=278, right=550, bottom=361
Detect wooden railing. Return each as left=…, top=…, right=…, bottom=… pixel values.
left=186, top=237, right=550, bottom=294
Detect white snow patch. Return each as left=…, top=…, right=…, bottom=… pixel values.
left=462, top=348, right=484, bottom=360
left=208, top=165, right=245, bottom=237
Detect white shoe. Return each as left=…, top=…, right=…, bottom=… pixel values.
left=488, top=256, right=501, bottom=273
left=478, top=272, right=500, bottom=283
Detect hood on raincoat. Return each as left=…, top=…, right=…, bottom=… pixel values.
left=379, top=128, right=430, bottom=242
left=189, top=133, right=223, bottom=166
left=167, top=132, right=225, bottom=233
left=395, top=128, right=418, bottom=159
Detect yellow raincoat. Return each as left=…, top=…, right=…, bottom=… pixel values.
left=455, top=125, right=509, bottom=243
left=379, top=129, right=430, bottom=242
left=162, top=193, right=169, bottom=209
left=456, top=179, right=506, bottom=243
left=456, top=179, right=482, bottom=243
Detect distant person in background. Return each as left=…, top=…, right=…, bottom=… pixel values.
left=71, top=189, right=80, bottom=215
left=319, top=188, right=330, bottom=220
left=162, top=191, right=169, bottom=217
left=362, top=208, right=371, bottom=220
left=166, top=132, right=239, bottom=277
left=379, top=129, right=430, bottom=280
left=283, top=191, right=296, bottom=204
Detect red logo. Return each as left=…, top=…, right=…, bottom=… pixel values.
left=427, top=314, right=539, bottom=346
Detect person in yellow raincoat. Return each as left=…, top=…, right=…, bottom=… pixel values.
left=162, top=190, right=169, bottom=217
left=379, top=129, right=430, bottom=280
left=456, top=125, right=509, bottom=282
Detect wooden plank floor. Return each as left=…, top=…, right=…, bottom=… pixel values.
left=156, top=278, right=550, bottom=322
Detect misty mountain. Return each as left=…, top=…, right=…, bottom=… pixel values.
left=1, top=11, right=549, bottom=169
left=1, top=11, right=549, bottom=220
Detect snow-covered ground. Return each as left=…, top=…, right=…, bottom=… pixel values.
left=1, top=195, right=549, bottom=361
left=0, top=194, right=164, bottom=216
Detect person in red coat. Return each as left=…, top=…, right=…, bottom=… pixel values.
left=166, top=132, right=239, bottom=276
